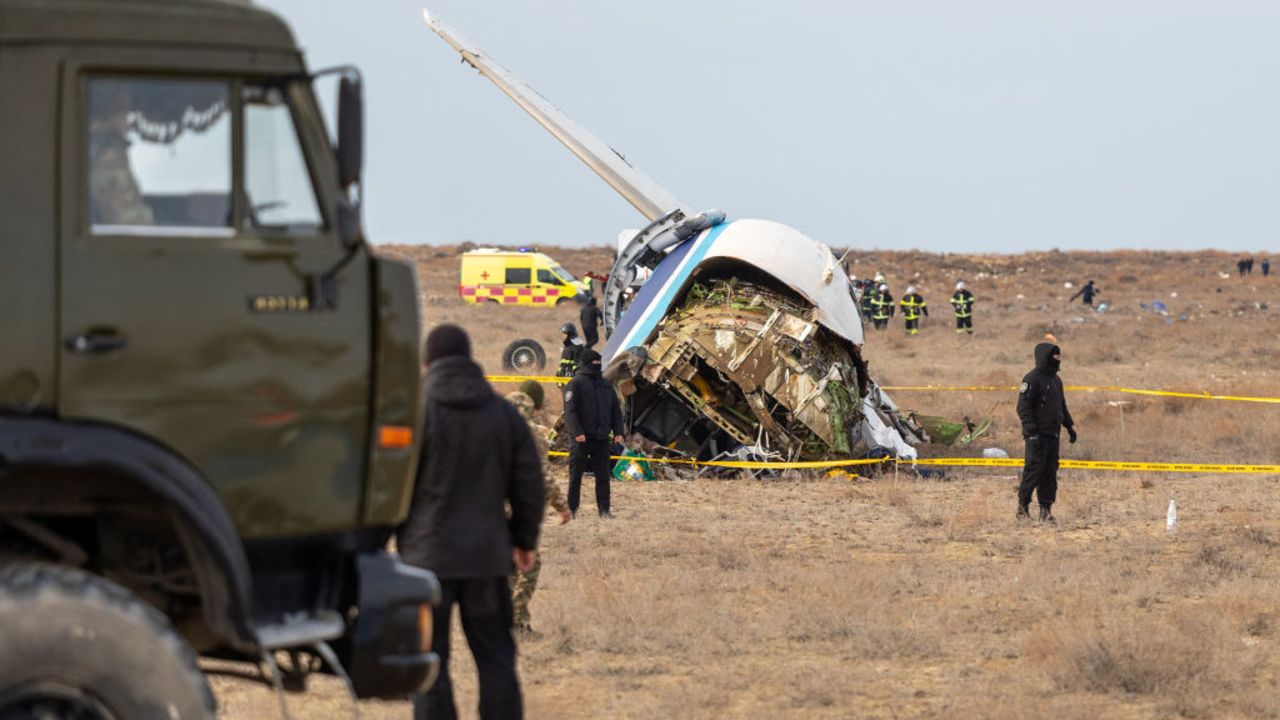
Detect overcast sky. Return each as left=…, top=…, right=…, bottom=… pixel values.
left=260, top=0, right=1280, bottom=253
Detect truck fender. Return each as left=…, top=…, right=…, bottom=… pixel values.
left=0, top=417, right=258, bottom=651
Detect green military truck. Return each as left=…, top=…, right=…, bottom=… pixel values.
left=0, top=0, right=440, bottom=716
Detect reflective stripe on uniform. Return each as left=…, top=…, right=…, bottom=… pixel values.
left=900, top=296, right=926, bottom=320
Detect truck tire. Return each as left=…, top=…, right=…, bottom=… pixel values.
left=502, top=338, right=547, bottom=372
left=0, top=563, right=216, bottom=720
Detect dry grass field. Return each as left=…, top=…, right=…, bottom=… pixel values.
left=212, top=244, right=1279, bottom=719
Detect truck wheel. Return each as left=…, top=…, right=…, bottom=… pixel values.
left=556, top=297, right=573, bottom=307
left=0, top=563, right=216, bottom=720
left=502, top=338, right=547, bottom=372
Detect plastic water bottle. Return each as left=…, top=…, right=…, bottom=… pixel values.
left=1167, top=498, right=1177, bottom=533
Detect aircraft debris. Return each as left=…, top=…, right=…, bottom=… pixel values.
left=424, top=10, right=923, bottom=463
left=911, top=414, right=993, bottom=447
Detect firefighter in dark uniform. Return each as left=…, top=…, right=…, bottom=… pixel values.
left=557, top=322, right=584, bottom=378
left=950, top=281, right=975, bottom=334
left=899, top=286, right=928, bottom=335
left=1016, top=343, right=1077, bottom=524
left=563, top=350, right=625, bottom=518
left=858, top=278, right=875, bottom=320
left=870, top=283, right=894, bottom=330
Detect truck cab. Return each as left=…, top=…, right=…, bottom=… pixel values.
left=0, top=0, right=438, bottom=714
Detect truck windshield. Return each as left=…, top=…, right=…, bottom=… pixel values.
left=551, top=265, right=577, bottom=283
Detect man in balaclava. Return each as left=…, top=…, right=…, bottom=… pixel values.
left=562, top=349, right=625, bottom=518
left=1015, top=342, right=1077, bottom=524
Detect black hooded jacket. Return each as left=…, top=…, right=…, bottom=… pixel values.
left=563, top=362, right=624, bottom=440
left=580, top=296, right=602, bottom=334
left=398, top=357, right=545, bottom=578
left=1016, top=343, right=1075, bottom=439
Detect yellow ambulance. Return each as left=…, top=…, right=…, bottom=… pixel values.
left=458, top=248, right=586, bottom=306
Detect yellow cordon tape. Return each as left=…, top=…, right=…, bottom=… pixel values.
left=488, top=374, right=569, bottom=385
left=546, top=450, right=888, bottom=470
left=913, top=458, right=1280, bottom=474
left=545, top=451, right=1279, bottom=474
left=485, top=375, right=1280, bottom=404
left=882, top=385, right=1280, bottom=405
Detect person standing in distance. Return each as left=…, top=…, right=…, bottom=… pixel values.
left=899, top=285, right=928, bottom=336
left=579, top=293, right=603, bottom=349
left=399, top=324, right=545, bottom=720
left=563, top=349, right=624, bottom=518
left=870, top=283, right=894, bottom=330
left=950, top=281, right=975, bottom=334
left=1069, top=280, right=1099, bottom=308
left=1016, top=342, right=1077, bottom=524
left=556, top=323, right=584, bottom=378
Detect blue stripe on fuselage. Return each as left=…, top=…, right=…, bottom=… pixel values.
left=603, top=221, right=730, bottom=363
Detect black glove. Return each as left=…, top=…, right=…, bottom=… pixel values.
left=1068, top=426, right=1078, bottom=444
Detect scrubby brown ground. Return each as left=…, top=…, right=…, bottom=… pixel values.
left=213, top=246, right=1279, bottom=719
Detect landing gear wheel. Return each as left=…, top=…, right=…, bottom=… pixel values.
left=0, top=563, right=216, bottom=720
left=502, top=339, right=547, bottom=372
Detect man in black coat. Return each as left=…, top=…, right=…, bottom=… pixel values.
left=1069, top=280, right=1099, bottom=307
left=579, top=294, right=603, bottom=349
left=1016, top=342, right=1077, bottom=524
left=563, top=349, right=625, bottom=518
left=400, top=324, right=545, bottom=720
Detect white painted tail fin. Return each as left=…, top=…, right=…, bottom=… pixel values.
left=421, top=8, right=692, bottom=223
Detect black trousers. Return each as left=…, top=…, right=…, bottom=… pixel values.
left=568, top=437, right=612, bottom=514
left=872, top=317, right=888, bottom=330
left=1018, top=436, right=1060, bottom=508
left=415, top=577, right=522, bottom=720
left=582, top=328, right=599, bottom=349
left=955, top=315, right=973, bottom=331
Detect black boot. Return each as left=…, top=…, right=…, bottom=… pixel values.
left=1016, top=503, right=1031, bottom=521
left=1039, top=504, right=1056, bottom=525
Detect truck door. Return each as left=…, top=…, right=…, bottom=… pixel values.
left=58, top=69, right=373, bottom=539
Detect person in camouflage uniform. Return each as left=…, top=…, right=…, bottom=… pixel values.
left=88, top=83, right=155, bottom=227
left=505, top=383, right=571, bottom=635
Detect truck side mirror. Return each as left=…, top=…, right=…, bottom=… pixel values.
left=337, top=74, right=363, bottom=190
left=334, top=71, right=364, bottom=247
